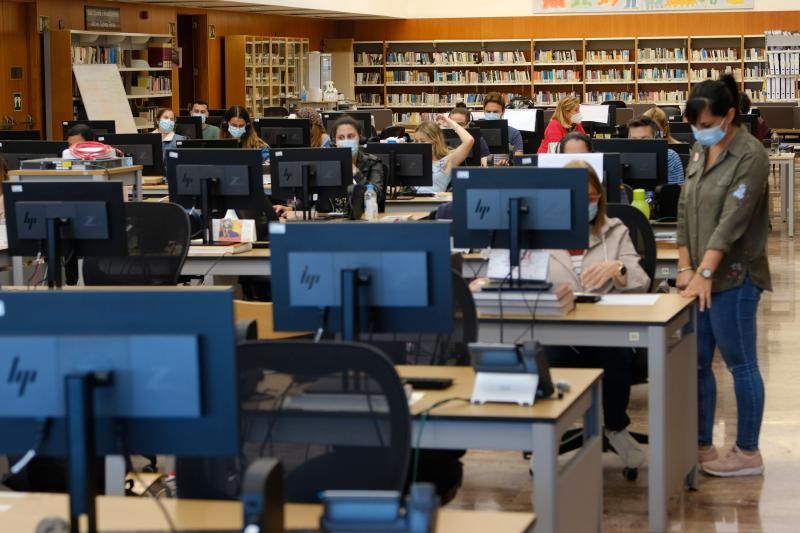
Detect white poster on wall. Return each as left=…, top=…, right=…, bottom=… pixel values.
left=534, top=0, right=753, bottom=14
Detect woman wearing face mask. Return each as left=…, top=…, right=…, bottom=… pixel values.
left=677, top=75, right=770, bottom=477
left=220, top=106, right=270, bottom=161
left=537, top=96, right=585, bottom=154
left=413, top=115, right=474, bottom=193
left=153, top=108, right=186, bottom=159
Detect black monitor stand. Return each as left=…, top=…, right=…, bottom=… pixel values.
left=298, top=165, right=315, bottom=221
left=482, top=197, right=551, bottom=292
left=199, top=176, right=220, bottom=244
left=44, top=217, right=66, bottom=288
left=340, top=269, right=371, bottom=341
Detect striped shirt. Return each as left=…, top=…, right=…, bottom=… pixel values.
left=667, top=148, right=685, bottom=185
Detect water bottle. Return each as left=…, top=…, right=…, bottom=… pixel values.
left=631, top=189, right=651, bottom=220
left=771, top=131, right=780, bottom=154
left=364, top=184, right=378, bottom=221
left=300, top=85, right=308, bottom=102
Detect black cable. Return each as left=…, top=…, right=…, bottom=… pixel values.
left=411, top=397, right=471, bottom=483
left=0, top=418, right=51, bottom=486
left=258, top=379, right=296, bottom=458
left=198, top=250, right=233, bottom=285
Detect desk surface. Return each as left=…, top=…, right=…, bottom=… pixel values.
left=0, top=493, right=535, bottom=533
left=9, top=165, right=143, bottom=176
left=480, top=293, right=694, bottom=325
left=768, top=152, right=796, bottom=161
left=463, top=246, right=679, bottom=262
left=398, top=365, right=601, bottom=422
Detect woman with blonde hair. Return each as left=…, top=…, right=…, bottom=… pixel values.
left=643, top=106, right=680, bottom=144
left=295, top=107, right=332, bottom=148
left=413, top=114, right=474, bottom=193
left=537, top=95, right=586, bottom=153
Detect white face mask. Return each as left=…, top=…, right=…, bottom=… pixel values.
left=191, top=112, right=207, bottom=124
left=158, top=118, right=175, bottom=133
left=228, top=125, right=247, bottom=139
left=570, top=112, right=583, bottom=125
left=484, top=112, right=502, bottom=121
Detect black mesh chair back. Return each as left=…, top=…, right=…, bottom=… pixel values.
left=237, top=340, right=411, bottom=502
left=660, top=105, right=682, bottom=121
left=263, top=106, right=289, bottom=117
left=82, top=202, right=191, bottom=286
left=606, top=203, right=656, bottom=292
left=380, top=125, right=408, bottom=140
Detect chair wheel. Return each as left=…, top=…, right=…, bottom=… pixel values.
left=623, top=467, right=638, bottom=481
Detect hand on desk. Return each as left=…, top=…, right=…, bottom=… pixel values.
left=680, top=274, right=712, bottom=312
left=274, top=205, right=294, bottom=218
left=580, top=261, right=620, bottom=291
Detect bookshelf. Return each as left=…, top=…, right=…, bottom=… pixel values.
left=44, top=30, right=179, bottom=140
left=348, top=34, right=785, bottom=127
left=765, top=32, right=800, bottom=103
left=224, top=35, right=309, bottom=117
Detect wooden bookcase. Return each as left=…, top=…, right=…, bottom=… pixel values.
left=225, top=35, right=309, bottom=117
left=44, top=30, right=179, bottom=140
left=349, top=35, right=773, bottom=127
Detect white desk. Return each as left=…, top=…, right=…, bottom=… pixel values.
left=477, top=294, right=698, bottom=533
left=770, top=152, right=795, bottom=238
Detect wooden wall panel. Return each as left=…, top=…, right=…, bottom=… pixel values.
left=338, top=11, right=800, bottom=41
left=36, top=0, right=178, bottom=35
left=0, top=2, right=36, bottom=131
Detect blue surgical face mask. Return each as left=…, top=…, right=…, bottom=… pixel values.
left=691, top=119, right=727, bottom=147
left=228, top=125, right=247, bottom=139
left=589, top=201, right=599, bottom=222
left=192, top=112, right=207, bottom=124
left=338, top=138, right=360, bottom=155
left=158, top=118, right=174, bottom=133
left=484, top=112, right=501, bottom=121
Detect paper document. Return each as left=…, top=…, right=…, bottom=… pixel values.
left=579, top=104, right=610, bottom=125
left=504, top=109, right=539, bottom=132
left=596, top=294, right=661, bottom=306
left=488, top=249, right=549, bottom=280
left=0, top=224, right=7, bottom=249
left=409, top=391, right=425, bottom=407
left=537, top=153, right=605, bottom=183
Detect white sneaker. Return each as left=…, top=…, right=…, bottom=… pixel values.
left=606, top=428, right=646, bottom=469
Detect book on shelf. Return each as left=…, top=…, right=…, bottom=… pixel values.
left=690, top=67, right=742, bottom=82
left=534, top=90, right=578, bottom=106
left=690, top=48, right=739, bottom=62
left=745, top=48, right=765, bottom=61
left=638, top=90, right=687, bottom=104
left=638, top=67, right=687, bottom=81
left=638, top=48, right=686, bottom=62
left=387, top=51, right=433, bottom=65
left=432, top=70, right=481, bottom=84
left=148, top=45, right=174, bottom=68
left=434, top=51, right=480, bottom=64
left=355, top=72, right=382, bottom=84
left=585, top=50, right=631, bottom=62
left=533, top=69, right=582, bottom=82
left=479, top=70, right=530, bottom=83
left=355, top=52, right=383, bottom=65
left=71, top=46, right=124, bottom=66
left=585, top=68, right=633, bottom=82
left=136, top=75, right=172, bottom=93
left=534, top=50, right=578, bottom=63
left=481, top=50, right=527, bottom=64
left=585, top=91, right=634, bottom=104
left=386, top=70, right=432, bottom=83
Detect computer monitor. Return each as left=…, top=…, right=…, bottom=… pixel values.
left=62, top=120, right=116, bottom=138
left=452, top=167, right=589, bottom=286
left=443, top=127, right=484, bottom=166
left=2, top=181, right=127, bottom=287
left=207, top=116, right=224, bottom=128
left=364, top=142, right=433, bottom=191
left=0, top=130, right=41, bottom=141
left=175, top=116, right=203, bottom=139
left=0, top=140, right=68, bottom=170
left=166, top=148, right=276, bottom=243
left=512, top=152, right=623, bottom=204
left=322, top=111, right=373, bottom=140
left=0, top=286, right=239, bottom=533
left=668, top=121, right=695, bottom=144
left=269, top=147, right=352, bottom=220
left=270, top=222, right=453, bottom=340
left=176, top=139, right=239, bottom=149
left=593, top=138, right=669, bottom=192
left=670, top=143, right=691, bottom=170
left=254, top=118, right=311, bottom=148
left=208, top=109, right=227, bottom=117
left=96, top=133, right=163, bottom=176
left=473, top=119, right=510, bottom=154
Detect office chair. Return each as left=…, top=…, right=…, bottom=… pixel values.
left=380, top=125, right=408, bottom=140
left=82, top=202, right=191, bottom=286
left=262, top=106, right=289, bottom=117
left=606, top=203, right=656, bottom=292
left=622, top=183, right=634, bottom=204
left=177, top=340, right=411, bottom=502
left=660, top=105, right=682, bottom=121
left=654, top=183, right=681, bottom=222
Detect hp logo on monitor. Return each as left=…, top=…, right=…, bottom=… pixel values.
left=474, top=199, right=490, bottom=220
left=300, top=265, right=320, bottom=291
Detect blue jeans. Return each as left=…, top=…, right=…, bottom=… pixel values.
left=697, top=275, right=764, bottom=451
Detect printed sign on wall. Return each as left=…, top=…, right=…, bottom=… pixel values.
left=535, top=0, right=754, bottom=14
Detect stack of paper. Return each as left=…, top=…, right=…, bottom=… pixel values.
left=473, top=289, right=576, bottom=317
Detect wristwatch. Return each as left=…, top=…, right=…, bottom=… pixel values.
left=617, top=262, right=627, bottom=276
left=697, top=267, right=714, bottom=280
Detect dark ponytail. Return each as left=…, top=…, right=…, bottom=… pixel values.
left=685, top=74, right=740, bottom=126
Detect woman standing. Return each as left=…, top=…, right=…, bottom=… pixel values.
left=678, top=74, right=770, bottom=477
left=537, top=96, right=585, bottom=153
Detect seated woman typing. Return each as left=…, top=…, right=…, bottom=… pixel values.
left=413, top=114, right=474, bottom=193
left=546, top=160, right=650, bottom=467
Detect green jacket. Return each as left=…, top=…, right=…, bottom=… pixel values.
left=677, top=126, right=771, bottom=292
